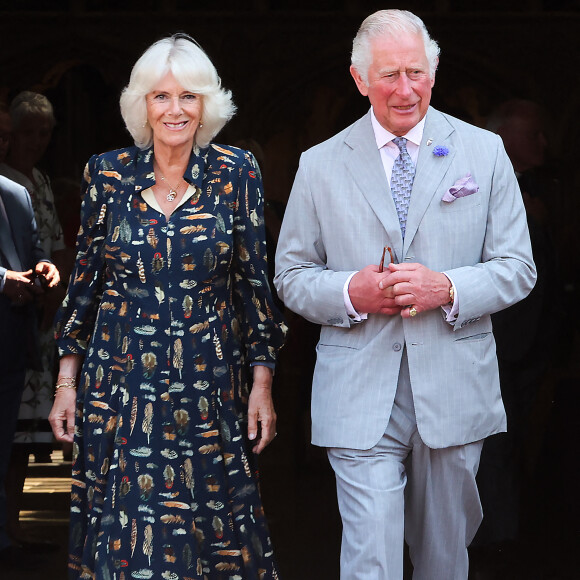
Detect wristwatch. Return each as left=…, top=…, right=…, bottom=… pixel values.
left=448, top=284, right=454, bottom=305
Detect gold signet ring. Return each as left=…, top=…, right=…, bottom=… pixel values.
left=409, top=306, right=418, bottom=317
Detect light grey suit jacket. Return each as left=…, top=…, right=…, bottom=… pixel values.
left=274, top=107, right=536, bottom=450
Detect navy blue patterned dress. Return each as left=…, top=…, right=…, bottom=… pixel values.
left=55, top=144, right=286, bottom=579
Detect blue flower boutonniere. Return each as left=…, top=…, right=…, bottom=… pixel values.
left=433, top=145, right=449, bottom=157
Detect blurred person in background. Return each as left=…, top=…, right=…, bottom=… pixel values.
left=470, top=99, right=564, bottom=576
left=0, top=90, right=67, bottom=549
left=0, top=171, right=60, bottom=571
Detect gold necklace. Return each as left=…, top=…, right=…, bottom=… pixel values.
left=157, top=172, right=182, bottom=202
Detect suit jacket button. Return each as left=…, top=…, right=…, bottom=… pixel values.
left=393, top=343, right=402, bottom=351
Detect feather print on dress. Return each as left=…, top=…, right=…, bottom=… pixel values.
left=198, top=396, right=209, bottom=421
left=142, top=402, right=153, bottom=444
left=163, top=465, right=175, bottom=489
left=173, top=338, right=183, bottom=378
left=143, top=524, right=153, bottom=566
left=182, top=295, right=193, bottom=318
left=137, top=252, right=146, bottom=283
left=213, top=330, right=223, bottom=360
left=151, top=252, right=164, bottom=273
left=173, top=409, right=189, bottom=437
left=137, top=473, right=154, bottom=501
left=129, top=397, right=138, bottom=435
left=146, top=227, right=158, bottom=249
left=54, top=145, right=286, bottom=579
left=182, top=457, right=193, bottom=490
left=141, top=352, right=157, bottom=379
left=130, top=518, right=137, bottom=557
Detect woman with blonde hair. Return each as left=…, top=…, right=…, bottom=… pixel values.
left=49, top=34, right=286, bottom=579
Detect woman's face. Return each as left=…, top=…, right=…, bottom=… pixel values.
left=146, top=71, right=203, bottom=151
left=10, top=113, right=53, bottom=167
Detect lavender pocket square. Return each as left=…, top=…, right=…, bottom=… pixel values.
left=442, top=174, right=479, bottom=203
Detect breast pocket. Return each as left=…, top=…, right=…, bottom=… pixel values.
left=440, top=193, right=482, bottom=214
left=454, top=331, right=491, bottom=342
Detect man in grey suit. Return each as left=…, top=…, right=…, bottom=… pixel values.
left=274, top=9, right=536, bottom=580
left=0, top=175, right=59, bottom=569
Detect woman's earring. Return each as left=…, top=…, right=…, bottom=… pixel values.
left=199, top=120, right=204, bottom=128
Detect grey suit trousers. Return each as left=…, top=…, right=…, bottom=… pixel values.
left=328, top=351, right=484, bottom=580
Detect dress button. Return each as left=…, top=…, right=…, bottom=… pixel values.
left=393, top=343, right=402, bottom=351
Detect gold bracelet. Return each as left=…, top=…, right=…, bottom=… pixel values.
left=55, top=383, right=77, bottom=391
left=55, top=375, right=76, bottom=391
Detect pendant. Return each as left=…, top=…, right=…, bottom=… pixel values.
left=167, top=189, right=177, bottom=202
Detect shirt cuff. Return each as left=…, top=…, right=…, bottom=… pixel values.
left=344, top=272, right=368, bottom=322
left=0, top=269, right=6, bottom=292
left=441, top=275, right=458, bottom=323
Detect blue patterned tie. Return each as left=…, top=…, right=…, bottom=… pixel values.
left=390, top=137, right=415, bottom=237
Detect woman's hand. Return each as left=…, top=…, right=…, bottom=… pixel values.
left=247, top=365, right=277, bottom=454
left=48, top=354, right=82, bottom=443
left=49, top=387, right=77, bottom=443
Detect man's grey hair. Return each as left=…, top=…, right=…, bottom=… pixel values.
left=351, top=9, right=440, bottom=85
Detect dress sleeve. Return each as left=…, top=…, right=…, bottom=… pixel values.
left=55, top=155, right=107, bottom=356
left=232, top=151, right=287, bottom=365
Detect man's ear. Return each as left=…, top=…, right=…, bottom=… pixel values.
left=350, top=65, right=369, bottom=97
left=430, top=58, right=439, bottom=88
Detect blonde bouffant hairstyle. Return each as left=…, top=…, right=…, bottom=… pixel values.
left=120, top=34, right=236, bottom=150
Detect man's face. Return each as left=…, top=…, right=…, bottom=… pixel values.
left=351, top=32, right=435, bottom=136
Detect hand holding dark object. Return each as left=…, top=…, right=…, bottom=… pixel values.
left=379, top=262, right=452, bottom=318
left=2, top=268, right=39, bottom=305
left=34, top=261, right=60, bottom=288
left=349, top=264, right=401, bottom=315
left=32, top=263, right=61, bottom=314
left=33, top=270, right=49, bottom=290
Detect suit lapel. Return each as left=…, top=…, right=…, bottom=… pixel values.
left=344, top=112, right=404, bottom=257
left=0, top=189, right=23, bottom=271
left=404, top=108, right=455, bottom=252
